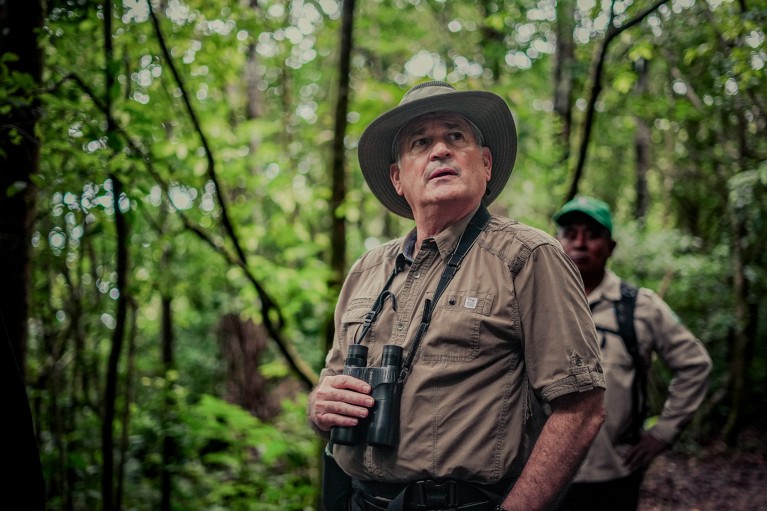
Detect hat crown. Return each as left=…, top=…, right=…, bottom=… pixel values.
left=399, top=81, right=456, bottom=105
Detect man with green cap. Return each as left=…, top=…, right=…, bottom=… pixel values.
left=553, top=196, right=712, bottom=511
left=308, top=82, right=606, bottom=511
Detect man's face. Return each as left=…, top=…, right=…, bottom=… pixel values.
left=556, top=219, right=616, bottom=276
left=389, top=113, right=492, bottom=218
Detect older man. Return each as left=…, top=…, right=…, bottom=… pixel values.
left=309, top=82, right=606, bottom=511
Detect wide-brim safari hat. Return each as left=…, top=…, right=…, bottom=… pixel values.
left=358, top=81, right=517, bottom=219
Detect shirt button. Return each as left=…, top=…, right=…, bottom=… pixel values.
left=413, top=271, right=420, bottom=278
left=575, top=358, right=583, bottom=366
left=448, top=298, right=456, bottom=305
left=396, top=323, right=404, bottom=331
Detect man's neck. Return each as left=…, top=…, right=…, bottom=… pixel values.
left=413, top=202, right=478, bottom=250
left=581, top=270, right=606, bottom=296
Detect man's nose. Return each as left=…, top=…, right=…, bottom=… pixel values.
left=430, top=140, right=451, bottom=159
left=573, top=230, right=588, bottom=246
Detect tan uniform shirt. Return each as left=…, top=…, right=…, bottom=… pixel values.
left=321, top=209, right=605, bottom=485
left=574, top=270, right=712, bottom=483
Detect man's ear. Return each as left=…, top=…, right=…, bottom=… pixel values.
left=482, top=146, right=492, bottom=181
left=390, top=163, right=404, bottom=196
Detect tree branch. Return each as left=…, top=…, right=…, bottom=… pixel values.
left=566, top=0, right=671, bottom=202
left=48, top=71, right=318, bottom=389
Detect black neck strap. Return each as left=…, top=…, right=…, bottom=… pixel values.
left=353, top=253, right=406, bottom=345
left=398, top=205, right=491, bottom=382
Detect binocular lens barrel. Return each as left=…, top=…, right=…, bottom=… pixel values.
left=367, top=345, right=403, bottom=448
left=330, top=344, right=369, bottom=445
left=329, top=344, right=403, bottom=448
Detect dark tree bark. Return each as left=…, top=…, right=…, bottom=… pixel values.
left=566, top=0, right=670, bottom=202
left=101, top=1, right=131, bottom=509
left=724, top=107, right=759, bottom=445
left=553, top=0, right=575, bottom=155
left=217, top=314, right=279, bottom=419
left=0, top=0, right=47, bottom=508
left=0, top=0, right=43, bottom=379
left=245, top=0, right=263, bottom=159
left=326, top=0, right=356, bottom=354
left=726, top=208, right=749, bottom=444
left=479, top=0, right=505, bottom=82
left=160, top=293, right=174, bottom=511
left=116, top=301, right=137, bottom=511
left=633, top=58, right=651, bottom=223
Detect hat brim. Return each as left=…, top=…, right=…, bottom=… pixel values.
left=358, top=90, right=517, bottom=219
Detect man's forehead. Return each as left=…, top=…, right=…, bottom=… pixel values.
left=400, top=112, right=471, bottom=135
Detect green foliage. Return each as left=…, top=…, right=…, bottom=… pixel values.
left=173, top=394, right=316, bottom=510
left=9, top=0, right=766, bottom=508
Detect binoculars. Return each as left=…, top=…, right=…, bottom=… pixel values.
left=330, top=344, right=403, bottom=448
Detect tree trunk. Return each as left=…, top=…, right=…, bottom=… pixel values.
left=116, top=302, right=137, bottom=510
left=633, top=58, right=651, bottom=224
left=160, top=293, right=174, bottom=511
left=723, top=108, right=758, bottom=445
left=0, top=0, right=43, bottom=379
left=326, top=0, right=356, bottom=354
left=725, top=211, right=748, bottom=444
left=101, top=1, right=131, bottom=508
left=553, top=0, right=575, bottom=155
left=0, top=0, right=47, bottom=508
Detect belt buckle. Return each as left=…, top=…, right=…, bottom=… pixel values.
left=414, top=480, right=458, bottom=509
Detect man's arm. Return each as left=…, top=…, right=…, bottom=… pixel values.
left=623, top=290, right=712, bottom=470
left=499, top=388, right=605, bottom=511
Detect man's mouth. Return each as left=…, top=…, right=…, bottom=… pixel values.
left=428, top=168, right=458, bottom=180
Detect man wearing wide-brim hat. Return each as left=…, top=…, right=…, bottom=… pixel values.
left=309, top=81, right=606, bottom=511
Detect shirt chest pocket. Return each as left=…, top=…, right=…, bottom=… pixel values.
left=420, top=291, right=495, bottom=363
left=339, top=297, right=377, bottom=346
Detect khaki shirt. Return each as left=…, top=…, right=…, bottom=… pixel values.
left=574, top=270, right=712, bottom=482
left=321, top=209, right=605, bottom=485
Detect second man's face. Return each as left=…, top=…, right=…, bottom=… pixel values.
left=557, top=221, right=616, bottom=276
left=389, top=113, right=492, bottom=219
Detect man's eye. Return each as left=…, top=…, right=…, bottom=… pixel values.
left=449, top=132, right=465, bottom=141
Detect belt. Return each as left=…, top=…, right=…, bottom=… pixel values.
left=353, top=478, right=508, bottom=511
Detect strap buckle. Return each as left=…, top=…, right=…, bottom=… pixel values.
left=414, top=480, right=458, bottom=509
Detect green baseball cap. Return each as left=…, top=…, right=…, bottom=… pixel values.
left=553, top=196, right=613, bottom=235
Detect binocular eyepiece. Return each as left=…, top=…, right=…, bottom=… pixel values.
left=330, top=344, right=403, bottom=448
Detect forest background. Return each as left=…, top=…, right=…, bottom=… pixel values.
left=1, top=0, right=766, bottom=510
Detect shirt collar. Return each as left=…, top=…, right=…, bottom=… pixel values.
left=588, top=269, right=623, bottom=305
left=400, top=205, right=481, bottom=262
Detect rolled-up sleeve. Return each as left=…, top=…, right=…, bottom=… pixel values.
left=514, top=243, right=606, bottom=402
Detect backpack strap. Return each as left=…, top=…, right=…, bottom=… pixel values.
left=613, top=281, right=646, bottom=443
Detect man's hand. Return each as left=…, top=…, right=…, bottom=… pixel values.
left=623, top=431, right=669, bottom=472
left=309, top=375, right=374, bottom=432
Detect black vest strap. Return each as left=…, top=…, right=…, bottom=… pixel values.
left=398, top=205, right=492, bottom=383
left=614, top=281, right=645, bottom=443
